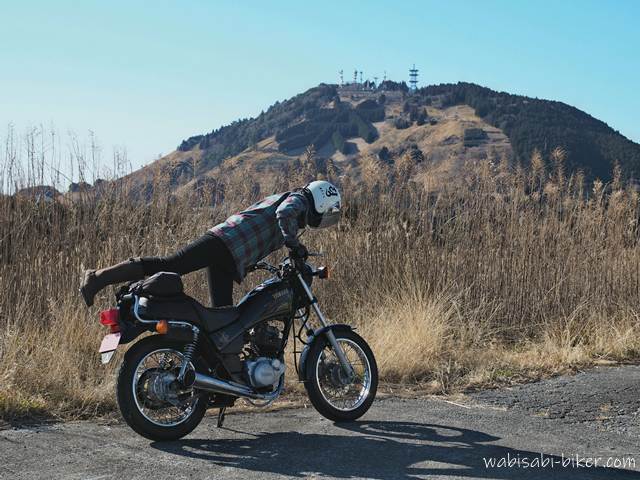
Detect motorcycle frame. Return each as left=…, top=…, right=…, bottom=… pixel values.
left=126, top=260, right=354, bottom=394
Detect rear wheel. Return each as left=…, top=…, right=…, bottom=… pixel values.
left=117, top=335, right=208, bottom=441
left=304, top=330, right=378, bottom=422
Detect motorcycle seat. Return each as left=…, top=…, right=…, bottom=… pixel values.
left=192, top=302, right=240, bottom=332
left=138, top=296, right=240, bottom=332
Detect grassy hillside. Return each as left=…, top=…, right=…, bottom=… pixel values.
left=417, top=82, right=640, bottom=181
left=177, top=84, right=340, bottom=174
left=168, top=81, right=640, bottom=188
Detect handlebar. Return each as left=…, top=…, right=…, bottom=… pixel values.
left=253, top=261, right=280, bottom=274
left=251, top=252, right=327, bottom=278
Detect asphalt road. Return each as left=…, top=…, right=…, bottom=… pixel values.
left=1, top=365, right=639, bottom=479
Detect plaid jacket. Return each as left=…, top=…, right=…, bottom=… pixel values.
left=209, top=192, right=308, bottom=281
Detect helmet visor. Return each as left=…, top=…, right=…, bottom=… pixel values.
left=315, top=204, right=341, bottom=228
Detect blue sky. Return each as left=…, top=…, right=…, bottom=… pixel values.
left=2, top=0, right=639, bottom=173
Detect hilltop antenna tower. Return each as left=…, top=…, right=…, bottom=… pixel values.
left=339, top=70, right=344, bottom=86
left=359, top=71, right=363, bottom=83
left=383, top=70, right=387, bottom=82
left=409, top=64, right=419, bottom=92
left=353, top=69, right=358, bottom=84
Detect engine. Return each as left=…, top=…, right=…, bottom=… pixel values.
left=246, top=323, right=281, bottom=357
left=244, top=357, right=285, bottom=389
left=243, top=323, right=285, bottom=389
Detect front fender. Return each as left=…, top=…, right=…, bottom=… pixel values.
left=297, top=324, right=354, bottom=381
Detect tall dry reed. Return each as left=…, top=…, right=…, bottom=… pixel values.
left=1, top=128, right=639, bottom=419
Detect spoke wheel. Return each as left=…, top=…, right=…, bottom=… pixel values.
left=304, top=330, right=378, bottom=422
left=132, top=349, right=197, bottom=427
left=117, top=336, right=208, bottom=441
left=316, top=338, right=371, bottom=411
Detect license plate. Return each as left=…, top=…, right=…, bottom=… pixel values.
left=99, top=332, right=121, bottom=364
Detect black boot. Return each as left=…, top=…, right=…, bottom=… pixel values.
left=80, top=259, right=145, bottom=307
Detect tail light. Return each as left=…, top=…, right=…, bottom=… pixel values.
left=100, top=308, right=120, bottom=333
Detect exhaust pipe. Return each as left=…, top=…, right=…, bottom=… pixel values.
left=191, top=372, right=281, bottom=401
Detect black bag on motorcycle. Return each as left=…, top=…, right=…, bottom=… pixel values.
left=131, top=271, right=185, bottom=298
left=114, top=273, right=185, bottom=345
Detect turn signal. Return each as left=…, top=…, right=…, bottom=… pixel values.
left=318, top=266, right=329, bottom=279
left=156, top=320, right=169, bottom=335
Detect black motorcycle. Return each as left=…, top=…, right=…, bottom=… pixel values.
left=97, top=254, right=378, bottom=441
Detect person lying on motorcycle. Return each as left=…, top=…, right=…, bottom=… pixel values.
left=80, top=180, right=342, bottom=308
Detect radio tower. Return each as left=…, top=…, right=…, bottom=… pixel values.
left=409, top=64, right=419, bottom=92
left=353, top=69, right=358, bottom=84
left=339, top=70, right=344, bottom=86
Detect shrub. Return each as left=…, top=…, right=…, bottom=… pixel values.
left=416, top=109, right=428, bottom=126
left=378, top=146, right=391, bottom=162
left=394, top=118, right=411, bottom=130
left=355, top=100, right=385, bottom=122
left=332, top=130, right=347, bottom=154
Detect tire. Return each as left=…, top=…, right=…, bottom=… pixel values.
left=304, top=329, right=378, bottom=422
left=116, top=335, right=208, bottom=441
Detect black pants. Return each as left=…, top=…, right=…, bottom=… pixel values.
left=140, top=232, right=236, bottom=307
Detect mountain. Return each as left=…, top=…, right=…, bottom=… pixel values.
left=120, top=81, right=640, bottom=199
left=420, top=83, right=640, bottom=181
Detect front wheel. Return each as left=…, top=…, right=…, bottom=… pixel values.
left=116, top=335, right=208, bottom=441
left=304, top=329, right=378, bottom=422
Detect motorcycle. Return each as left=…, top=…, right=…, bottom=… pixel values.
left=97, top=254, right=378, bottom=441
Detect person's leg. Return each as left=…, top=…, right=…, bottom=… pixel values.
left=207, top=266, right=234, bottom=307
left=80, top=233, right=222, bottom=307
left=139, top=233, right=219, bottom=276
left=80, top=259, right=144, bottom=307
left=141, top=234, right=235, bottom=307
left=149, top=233, right=235, bottom=307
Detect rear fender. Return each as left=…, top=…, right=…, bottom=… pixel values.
left=164, top=324, right=196, bottom=343
left=118, top=322, right=149, bottom=344
left=297, top=324, right=354, bottom=381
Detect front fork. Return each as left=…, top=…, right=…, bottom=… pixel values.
left=296, top=273, right=355, bottom=379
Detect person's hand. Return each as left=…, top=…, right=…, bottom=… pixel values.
left=288, top=243, right=308, bottom=270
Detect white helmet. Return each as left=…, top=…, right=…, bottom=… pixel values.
left=303, top=180, right=342, bottom=228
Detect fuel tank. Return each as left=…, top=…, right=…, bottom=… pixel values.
left=210, top=276, right=293, bottom=351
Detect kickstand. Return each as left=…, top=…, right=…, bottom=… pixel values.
left=217, top=407, right=226, bottom=428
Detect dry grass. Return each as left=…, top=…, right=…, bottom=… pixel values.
left=1, top=127, right=639, bottom=420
